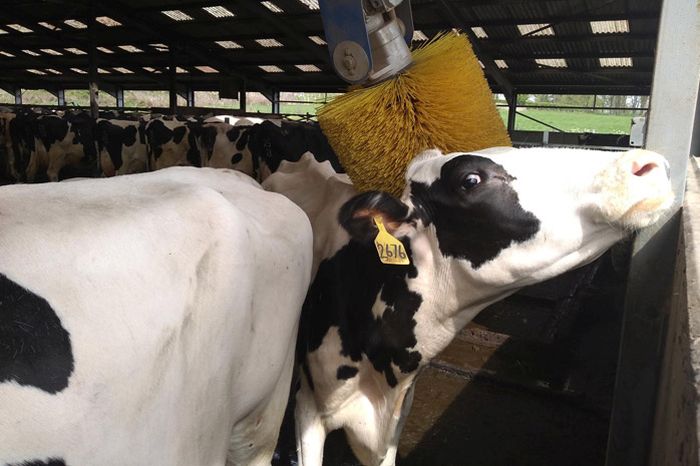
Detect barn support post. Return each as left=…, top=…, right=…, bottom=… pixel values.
left=239, top=83, right=247, bottom=113
left=604, top=0, right=700, bottom=463
left=507, top=92, right=518, bottom=134
left=115, top=87, right=124, bottom=108
left=271, top=90, right=280, bottom=114
left=87, top=2, right=99, bottom=119
left=179, top=86, right=195, bottom=107
left=168, top=47, right=177, bottom=114
left=13, top=88, right=21, bottom=105
left=56, top=89, right=65, bottom=107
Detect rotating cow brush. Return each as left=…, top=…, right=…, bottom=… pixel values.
left=317, top=1, right=510, bottom=197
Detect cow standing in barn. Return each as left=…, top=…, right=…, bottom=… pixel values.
left=0, top=166, right=313, bottom=465
left=263, top=147, right=674, bottom=466
left=145, top=117, right=202, bottom=170
left=96, top=117, right=148, bottom=177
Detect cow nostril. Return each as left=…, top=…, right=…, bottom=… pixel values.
left=632, top=161, right=658, bottom=177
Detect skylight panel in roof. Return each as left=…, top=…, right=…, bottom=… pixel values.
left=536, top=58, right=567, bottom=68
left=295, top=64, right=321, bottom=72
left=162, top=10, right=193, bottom=21
left=7, top=24, right=33, bottom=33
left=600, top=57, right=633, bottom=67
left=495, top=59, right=508, bottom=69
left=471, top=27, right=488, bottom=38
left=478, top=60, right=484, bottom=68
left=41, top=49, right=62, bottom=56
left=256, top=38, right=283, bottom=47
left=203, top=6, right=235, bottom=18
left=38, top=22, right=61, bottom=31
left=413, top=30, right=428, bottom=41
left=0, top=28, right=7, bottom=34
left=150, top=43, right=169, bottom=52
left=114, top=67, right=134, bottom=74
left=118, top=45, right=143, bottom=53
left=27, top=69, right=46, bottom=75
left=46, top=68, right=61, bottom=75
left=195, top=65, right=219, bottom=73
left=176, top=67, right=188, bottom=74
left=0, top=51, right=14, bottom=57
left=22, top=49, right=40, bottom=56
left=64, top=19, right=88, bottom=29
left=96, top=16, right=122, bottom=27
left=65, top=47, right=87, bottom=55
left=298, top=0, right=319, bottom=9
left=590, top=20, right=629, bottom=34
left=216, top=40, right=243, bottom=49
left=97, top=46, right=114, bottom=54
left=98, top=68, right=111, bottom=74
left=259, top=65, right=284, bottom=73
left=143, top=66, right=162, bottom=73
left=70, top=68, right=87, bottom=74
left=308, top=35, right=326, bottom=45
left=517, top=23, right=555, bottom=36
left=261, top=1, right=284, bottom=13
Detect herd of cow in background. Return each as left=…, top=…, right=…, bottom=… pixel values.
left=0, top=107, right=343, bottom=185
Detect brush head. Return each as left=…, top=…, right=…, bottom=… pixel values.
left=318, top=31, right=511, bottom=197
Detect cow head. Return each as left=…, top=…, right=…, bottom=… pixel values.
left=340, top=147, right=673, bottom=303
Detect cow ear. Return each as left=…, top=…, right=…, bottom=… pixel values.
left=339, top=191, right=414, bottom=243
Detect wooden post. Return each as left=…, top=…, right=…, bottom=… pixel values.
left=57, top=89, right=65, bottom=107
left=14, top=88, right=21, bottom=105
left=115, top=87, right=124, bottom=108
left=507, top=92, right=517, bottom=134
left=87, top=2, right=99, bottom=118
left=239, top=84, right=247, bottom=113
left=271, top=90, right=280, bottom=114
left=169, top=47, right=177, bottom=114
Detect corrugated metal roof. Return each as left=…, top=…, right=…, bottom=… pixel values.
left=0, top=0, right=662, bottom=95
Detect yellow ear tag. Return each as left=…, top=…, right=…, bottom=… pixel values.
left=373, top=216, right=410, bottom=265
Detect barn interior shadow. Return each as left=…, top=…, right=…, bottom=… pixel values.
left=274, top=248, right=629, bottom=466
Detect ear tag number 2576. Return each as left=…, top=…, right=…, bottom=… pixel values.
left=373, top=216, right=410, bottom=266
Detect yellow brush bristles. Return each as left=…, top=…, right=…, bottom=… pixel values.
left=318, top=31, right=511, bottom=197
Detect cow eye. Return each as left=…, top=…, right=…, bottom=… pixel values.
left=463, top=173, right=481, bottom=189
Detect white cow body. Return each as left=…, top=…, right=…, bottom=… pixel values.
left=263, top=147, right=674, bottom=466
left=0, top=167, right=313, bottom=465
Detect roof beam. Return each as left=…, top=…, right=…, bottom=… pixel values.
left=434, top=0, right=515, bottom=104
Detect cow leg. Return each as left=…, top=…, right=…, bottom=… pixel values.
left=295, top=375, right=326, bottom=466
left=25, top=149, right=38, bottom=182
left=227, top=348, right=296, bottom=466
left=378, top=382, right=416, bottom=466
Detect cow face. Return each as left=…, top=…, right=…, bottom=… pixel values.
left=341, top=148, right=673, bottom=292
left=145, top=119, right=201, bottom=170
left=196, top=123, right=254, bottom=175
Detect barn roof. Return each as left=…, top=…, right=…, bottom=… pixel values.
left=0, top=0, right=661, bottom=97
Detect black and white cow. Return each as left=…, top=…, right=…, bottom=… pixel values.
left=5, top=109, right=39, bottom=183
left=0, top=166, right=313, bottom=465
left=263, top=147, right=674, bottom=466
left=144, top=117, right=201, bottom=170
left=197, top=121, right=255, bottom=175
left=27, top=112, right=98, bottom=182
left=96, top=118, right=148, bottom=176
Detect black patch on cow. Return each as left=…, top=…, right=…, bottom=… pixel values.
left=8, top=458, right=67, bottom=466
left=0, top=273, right=74, bottom=394
left=409, top=154, right=541, bottom=269
left=122, top=125, right=137, bottom=147
left=247, top=121, right=343, bottom=178
left=34, top=116, right=68, bottom=153
left=298, top=237, right=422, bottom=388
left=172, top=126, right=187, bottom=145
left=336, top=365, right=359, bottom=380
left=226, top=127, right=240, bottom=143
left=231, top=153, right=243, bottom=165
left=235, top=130, right=250, bottom=151
left=186, top=127, right=202, bottom=167
left=8, top=112, right=37, bottom=181
left=199, top=125, right=218, bottom=159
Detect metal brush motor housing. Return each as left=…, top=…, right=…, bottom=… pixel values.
left=319, top=0, right=414, bottom=84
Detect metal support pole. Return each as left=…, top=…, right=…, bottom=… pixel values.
left=169, top=47, right=177, bottom=114
left=56, top=89, right=65, bottom=107
left=507, top=93, right=517, bottom=134
left=87, top=2, right=99, bottom=119
left=605, top=0, right=700, bottom=463
left=185, top=87, right=195, bottom=107
left=271, top=90, right=280, bottom=114
left=115, top=87, right=124, bottom=108
left=239, top=83, right=247, bottom=113
left=14, top=88, right=21, bottom=105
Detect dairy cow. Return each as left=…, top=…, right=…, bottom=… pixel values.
left=145, top=117, right=201, bottom=170
left=96, top=118, right=148, bottom=176
left=263, top=147, right=674, bottom=466
left=197, top=121, right=255, bottom=175
left=0, top=167, right=313, bottom=465
left=27, top=112, right=98, bottom=182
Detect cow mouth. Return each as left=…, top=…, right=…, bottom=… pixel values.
left=618, top=191, right=674, bottom=228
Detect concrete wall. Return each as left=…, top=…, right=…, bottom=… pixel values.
left=650, top=157, right=700, bottom=466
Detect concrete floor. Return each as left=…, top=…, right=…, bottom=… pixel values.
left=275, top=250, right=628, bottom=466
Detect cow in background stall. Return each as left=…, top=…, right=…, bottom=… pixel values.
left=27, top=112, right=98, bottom=182
left=96, top=117, right=148, bottom=176
left=263, top=147, right=674, bottom=466
left=144, top=117, right=201, bottom=170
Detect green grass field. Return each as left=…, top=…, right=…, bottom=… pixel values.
left=497, top=107, right=639, bottom=134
